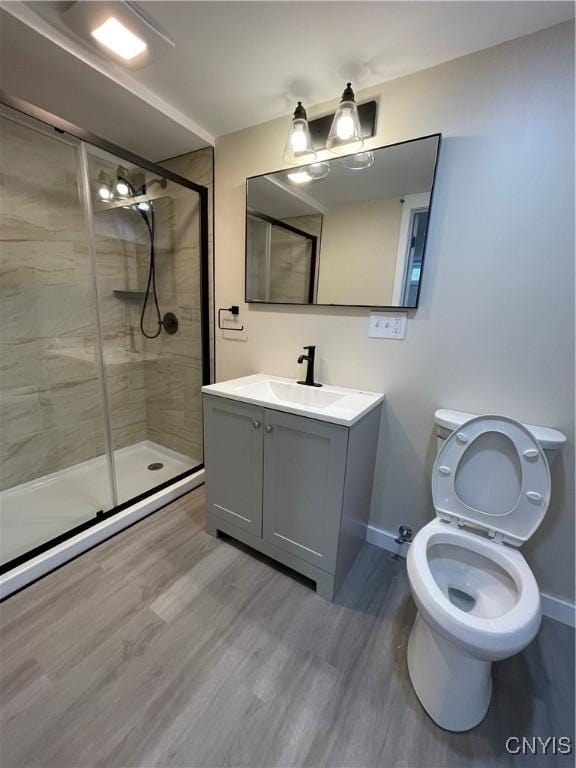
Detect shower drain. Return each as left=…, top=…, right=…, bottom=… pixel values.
left=147, top=462, right=164, bottom=471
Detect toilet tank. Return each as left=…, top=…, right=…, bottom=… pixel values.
left=434, top=409, right=566, bottom=464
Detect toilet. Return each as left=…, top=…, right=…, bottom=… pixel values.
left=406, top=410, right=566, bottom=732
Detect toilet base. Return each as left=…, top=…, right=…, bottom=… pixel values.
left=407, top=612, right=492, bottom=731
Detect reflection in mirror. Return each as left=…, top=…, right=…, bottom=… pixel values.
left=245, top=134, right=440, bottom=308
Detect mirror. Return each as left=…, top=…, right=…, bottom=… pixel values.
left=245, top=134, right=440, bottom=308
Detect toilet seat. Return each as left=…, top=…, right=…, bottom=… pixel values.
left=407, top=519, right=541, bottom=660
left=432, top=415, right=551, bottom=546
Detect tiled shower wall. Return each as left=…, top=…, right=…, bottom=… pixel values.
left=0, top=112, right=212, bottom=491
left=161, top=148, right=214, bottom=379
left=139, top=188, right=204, bottom=461
left=151, top=148, right=214, bottom=462
left=91, top=204, right=149, bottom=453
left=0, top=115, right=106, bottom=492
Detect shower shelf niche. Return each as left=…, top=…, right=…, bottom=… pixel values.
left=113, top=289, right=147, bottom=301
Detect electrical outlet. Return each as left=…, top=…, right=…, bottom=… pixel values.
left=368, top=312, right=407, bottom=339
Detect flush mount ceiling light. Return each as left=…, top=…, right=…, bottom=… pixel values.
left=283, top=102, right=317, bottom=164
left=62, top=1, right=175, bottom=70
left=327, top=83, right=364, bottom=153
left=91, top=17, right=147, bottom=61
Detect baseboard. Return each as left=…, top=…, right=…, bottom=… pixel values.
left=366, top=524, right=410, bottom=558
left=539, top=592, right=576, bottom=628
left=366, top=524, right=576, bottom=628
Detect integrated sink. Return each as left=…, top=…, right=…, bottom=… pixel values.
left=240, top=379, right=345, bottom=409
left=202, top=374, right=384, bottom=426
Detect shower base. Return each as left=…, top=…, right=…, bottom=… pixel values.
left=0, top=441, right=200, bottom=568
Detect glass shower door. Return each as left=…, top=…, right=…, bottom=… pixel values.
left=0, top=106, right=114, bottom=566
left=86, top=146, right=205, bottom=504
left=0, top=100, right=207, bottom=572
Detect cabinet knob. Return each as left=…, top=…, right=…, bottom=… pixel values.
left=265, top=425, right=273, bottom=433
left=252, top=420, right=260, bottom=429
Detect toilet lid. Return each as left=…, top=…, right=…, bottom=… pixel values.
left=432, top=415, right=551, bottom=546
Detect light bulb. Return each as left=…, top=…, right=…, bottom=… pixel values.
left=137, top=201, right=151, bottom=211
left=286, top=170, right=312, bottom=184
left=116, top=180, right=130, bottom=196
left=98, top=185, right=113, bottom=201
left=97, top=171, right=114, bottom=201
left=290, top=126, right=307, bottom=152
left=336, top=110, right=355, bottom=140
left=283, top=103, right=316, bottom=163
left=326, top=84, right=364, bottom=153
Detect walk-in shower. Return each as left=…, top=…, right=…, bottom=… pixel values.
left=0, top=97, right=210, bottom=592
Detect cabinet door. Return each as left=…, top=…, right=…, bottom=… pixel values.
left=203, top=395, right=264, bottom=536
left=262, top=409, right=348, bottom=573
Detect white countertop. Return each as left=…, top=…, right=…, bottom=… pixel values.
left=202, top=374, right=385, bottom=427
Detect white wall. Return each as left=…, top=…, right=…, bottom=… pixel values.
left=317, top=198, right=402, bottom=305
left=214, top=22, right=575, bottom=602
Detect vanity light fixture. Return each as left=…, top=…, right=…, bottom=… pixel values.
left=91, top=16, right=147, bottom=61
left=286, top=162, right=330, bottom=185
left=342, top=151, right=375, bottom=170
left=307, top=162, right=330, bottom=179
left=283, top=85, right=376, bottom=168
left=283, top=102, right=316, bottom=163
left=97, top=171, right=114, bottom=201
left=286, top=170, right=313, bottom=184
left=326, top=83, right=364, bottom=152
left=115, top=166, right=131, bottom=196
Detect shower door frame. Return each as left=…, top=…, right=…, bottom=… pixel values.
left=0, top=92, right=212, bottom=575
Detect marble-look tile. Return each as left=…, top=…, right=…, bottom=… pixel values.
left=0, top=432, right=58, bottom=492
left=0, top=386, right=43, bottom=442
left=111, top=420, right=148, bottom=451
left=1, top=121, right=210, bottom=493
left=39, top=378, right=104, bottom=432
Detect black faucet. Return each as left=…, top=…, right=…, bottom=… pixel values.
left=297, top=345, right=322, bottom=387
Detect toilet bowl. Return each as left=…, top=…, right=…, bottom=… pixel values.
left=406, top=413, right=564, bottom=732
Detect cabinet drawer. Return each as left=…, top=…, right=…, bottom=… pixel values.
left=203, top=395, right=264, bottom=536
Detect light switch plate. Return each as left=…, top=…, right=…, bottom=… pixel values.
left=368, top=312, right=407, bottom=339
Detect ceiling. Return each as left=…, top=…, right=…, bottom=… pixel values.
left=1, top=1, right=573, bottom=160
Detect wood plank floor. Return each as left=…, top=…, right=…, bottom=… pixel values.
left=1, top=487, right=574, bottom=768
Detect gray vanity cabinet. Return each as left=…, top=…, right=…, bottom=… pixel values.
left=262, top=409, right=347, bottom=573
left=203, top=393, right=381, bottom=600
left=203, top=395, right=264, bottom=537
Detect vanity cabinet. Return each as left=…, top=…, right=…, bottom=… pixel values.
left=262, top=409, right=347, bottom=573
left=203, top=393, right=381, bottom=600
left=202, top=396, right=263, bottom=537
